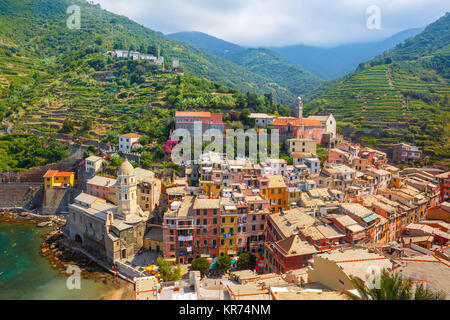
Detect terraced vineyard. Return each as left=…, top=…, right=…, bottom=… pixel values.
left=306, top=13, right=450, bottom=164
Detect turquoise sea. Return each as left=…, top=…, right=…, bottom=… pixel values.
left=0, top=222, right=114, bottom=300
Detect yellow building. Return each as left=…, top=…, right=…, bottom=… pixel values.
left=199, top=180, right=222, bottom=197
left=43, top=170, right=75, bottom=190
left=259, top=175, right=288, bottom=213
left=144, top=227, right=163, bottom=253
left=287, top=138, right=317, bottom=155
left=352, top=157, right=370, bottom=172
left=390, top=175, right=404, bottom=189
left=219, top=203, right=238, bottom=256
left=287, top=187, right=301, bottom=206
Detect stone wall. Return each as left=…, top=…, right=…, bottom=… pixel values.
left=42, top=188, right=80, bottom=215
left=0, top=184, right=43, bottom=209
left=0, top=158, right=82, bottom=183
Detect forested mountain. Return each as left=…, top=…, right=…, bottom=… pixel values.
left=226, top=48, right=323, bottom=100
left=305, top=13, right=450, bottom=163
left=167, top=31, right=245, bottom=57
left=0, top=0, right=299, bottom=105
left=167, top=31, right=324, bottom=101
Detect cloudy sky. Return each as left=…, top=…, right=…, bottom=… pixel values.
left=92, top=0, right=449, bottom=47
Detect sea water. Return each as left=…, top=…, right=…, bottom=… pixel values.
left=0, top=222, right=114, bottom=300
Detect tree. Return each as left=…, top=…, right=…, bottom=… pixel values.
left=191, top=258, right=210, bottom=276
left=236, top=252, right=256, bottom=270
left=156, top=257, right=182, bottom=282
left=81, top=118, right=93, bottom=131
left=62, top=118, right=74, bottom=133
left=215, top=255, right=231, bottom=273
left=345, top=269, right=446, bottom=300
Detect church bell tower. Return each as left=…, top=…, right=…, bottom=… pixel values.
left=295, top=96, right=303, bottom=119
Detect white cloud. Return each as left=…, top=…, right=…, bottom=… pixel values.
left=92, top=0, right=450, bottom=47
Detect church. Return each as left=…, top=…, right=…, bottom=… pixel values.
left=66, top=160, right=148, bottom=264
left=272, top=97, right=336, bottom=145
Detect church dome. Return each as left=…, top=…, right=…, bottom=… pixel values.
left=118, top=159, right=135, bottom=176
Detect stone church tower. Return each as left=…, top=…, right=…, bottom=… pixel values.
left=117, top=159, right=138, bottom=221
left=295, top=96, right=303, bottom=119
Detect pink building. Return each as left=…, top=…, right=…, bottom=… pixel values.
left=272, top=118, right=326, bottom=143
left=86, top=176, right=117, bottom=204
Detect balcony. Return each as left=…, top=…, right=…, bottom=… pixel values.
left=178, top=235, right=193, bottom=241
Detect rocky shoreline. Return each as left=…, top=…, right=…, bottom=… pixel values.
left=1, top=211, right=134, bottom=300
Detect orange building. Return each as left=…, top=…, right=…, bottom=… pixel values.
left=258, top=175, right=288, bottom=213
left=272, top=118, right=326, bottom=143
left=43, top=170, right=75, bottom=190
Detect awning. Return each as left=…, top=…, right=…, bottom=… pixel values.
left=363, top=213, right=378, bottom=224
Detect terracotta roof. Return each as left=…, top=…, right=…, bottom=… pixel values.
left=43, top=170, right=58, bottom=178
left=273, top=118, right=322, bottom=127
left=43, top=170, right=73, bottom=178
left=175, top=111, right=211, bottom=117
left=275, top=235, right=319, bottom=256
left=55, top=172, right=74, bottom=177
left=120, top=133, right=141, bottom=138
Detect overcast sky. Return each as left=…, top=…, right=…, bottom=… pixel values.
left=92, top=0, right=450, bottom=47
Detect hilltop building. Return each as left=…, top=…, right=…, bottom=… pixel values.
left=175, top=111, right=224, bottom=135
left=119, top=133, right=141, bottom=152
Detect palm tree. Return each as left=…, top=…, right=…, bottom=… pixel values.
left=345, top=269, right=446, bottom=300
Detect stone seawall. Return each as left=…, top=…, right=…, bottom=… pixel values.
left=0, top=184, right=43, bottom=209
left=0, top=158, right=82, bottom=183
left=42, top=188, right=81, bottom=215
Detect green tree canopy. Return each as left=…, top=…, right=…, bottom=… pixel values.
left=236, top=252, right=257, bottom=270
left=215, top=255, right=232, bottom=272
left=191, top=257, right=210, bottom=275
left=156, top=257, right=182, bottom=282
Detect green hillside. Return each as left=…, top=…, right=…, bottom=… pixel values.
left=0, top=0, right=295, bottom=170
left=167, top=31, right=324, bottom=101
left=306, top=13, right=450, bottom=164
left=0, top=0, right=297, bottom=104
left=167, top=31, right=245, bottom=57
left=227, top=48, right=323, bottom=99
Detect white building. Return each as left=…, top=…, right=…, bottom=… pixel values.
left=85, top=155, right=105, bottom=175
left=248, top=113, right=276, bottom=128
left=303, top=157, right=321, bottom=174
left=307, top=114, right=336, bottom=139
left=265, top=158, right=287, bottom=176
left=119, top=133, right=141, bottom=152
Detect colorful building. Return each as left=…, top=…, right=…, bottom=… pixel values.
left=43, top=170, right=75, bottom=190
left=258, top=175, right=288, bottom=213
